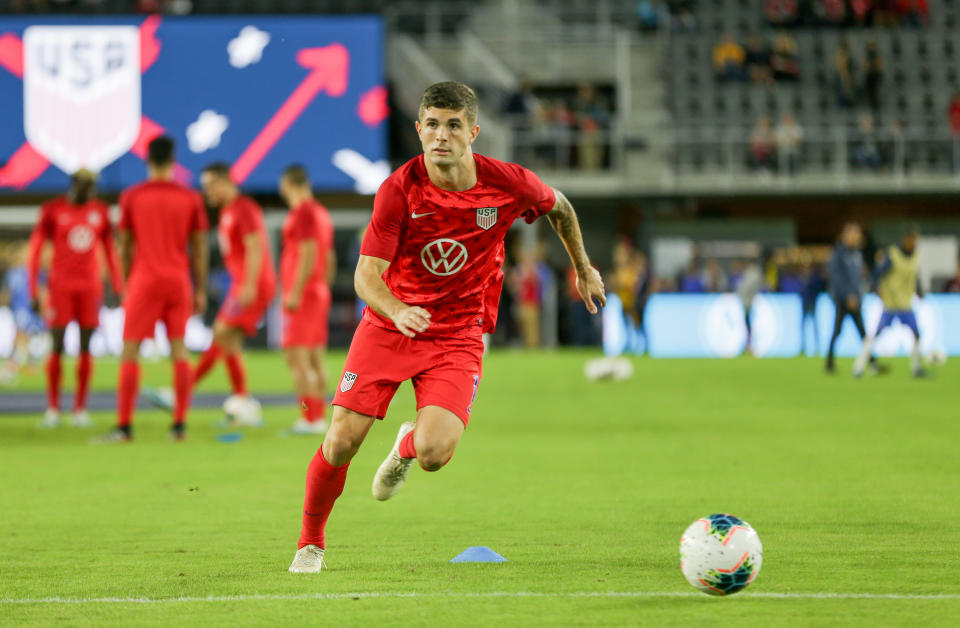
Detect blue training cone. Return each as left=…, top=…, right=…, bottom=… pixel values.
left=450, top=546, right=507, bottom=563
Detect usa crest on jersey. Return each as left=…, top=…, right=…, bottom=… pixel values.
left=340, top=371, right=358, bottom=393
left=476, top=207, right=497, bottom=231
left=23, top=26, right=142, bottom=174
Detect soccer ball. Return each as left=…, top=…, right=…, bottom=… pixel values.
left=926, top=349, right=947, bottom=367
left=679, top=513, right=763, bottom=596
left=583, top=356, right=634, bottom=381
left=222, top=394, right=263, bottom=426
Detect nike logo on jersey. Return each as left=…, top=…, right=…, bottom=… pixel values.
left=411, top=211, right=435, bottom=219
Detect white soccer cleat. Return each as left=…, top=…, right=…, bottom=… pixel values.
left=143, top=387, right=175, bottom=412
left=70, top=410, right=92, bottom=428
left=288, top=544, right=326, bottom=573
left=290, top=418, right=329, bottom=436
left=223, top=394, right=264, bottom=427
left=39, top=408, right=61, bottom=429
left=372, top=421, right=416, bottom=502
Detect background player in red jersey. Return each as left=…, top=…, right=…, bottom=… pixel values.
left=27, top=169, right=122, bottom=429
left=289, top=82, right=605, bottom=572
left=278, top=164, right=336, bottom=436
left=193, top=162, right=277, bottom=425
left=99, top=137, right=209, bottom=442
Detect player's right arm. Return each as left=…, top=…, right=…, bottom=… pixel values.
left=354, top=255, right=430, bottom=338
left=27, top=204, right=53, bottom=306
left=189, top=193, right=210, bottom=315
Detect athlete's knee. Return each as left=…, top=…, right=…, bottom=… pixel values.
left=50, top=330, right=65, bottom=354
left=322, top=409, right=370, bottom=464
left=416, top=440, right=457, bottom=472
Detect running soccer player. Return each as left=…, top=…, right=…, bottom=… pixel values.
left=100, top=137, right=209, bottom=442
left=288, top=82, right=605, bottom=573
left=854, top=226, right=925, bottom=378
left=27, top=170, right=122, bottom=428
left=193, top=162, right=277, bottom=424
left=278, top=164, right=336, bottom=435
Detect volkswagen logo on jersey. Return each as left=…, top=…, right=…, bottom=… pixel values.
left=22, top=25, right=142, bottom=174
left=340, top=371, right=358, bottom=393
left=87, top=211, right=101, bottom=226
left=67, top=224, right=96, bottom=253
left=421, top=238, right=468, bottom=276
left=476, top=207, right=498, bottom=231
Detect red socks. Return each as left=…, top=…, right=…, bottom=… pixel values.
left=299, top=396, right=327, bottom=423
left=298, top=446, right=350, bottom=550
left=398, top=429, right=417, bottom=459
left=173, top=360, right=192, bottom=425
left=45, top=353, right=61, bottom=411
left=117, top=361, right=140, bottom=428
left=74, top=352, right=92, bottom=411
left=224, top=354, right=247, bottom=396
left=193, top=344, right=222, bottom=385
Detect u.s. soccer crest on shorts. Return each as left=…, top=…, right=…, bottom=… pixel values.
left=476, top=207, right=498, bottom=231
left=22, top=26, right=142, bottom=174
left=340, top=371, right=358, bottom=393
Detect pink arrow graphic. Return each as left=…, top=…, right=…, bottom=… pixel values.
left=0, top=32, right=22, bottom=77
left=230, top=44, right=349, bottom=185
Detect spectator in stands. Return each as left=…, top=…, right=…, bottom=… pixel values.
left=851, top=113, right=884, bottom=170
left=765, top=0, right=799, bottom=27
left=574, top=82, right=611, bottom=171
left=748, top=116, right=776, bottom=172
left=702, top=258, right=729, bottom=292
left=679, top=260, right=706, bottom=292
left=775, top=112, right=804, bottom=174
left=503, top=77, right=541, bottom=120
left=944, top=262, right=960, bottom=293
left=544, top=99, right=576, bottom=168
left=862, top=40, right=884, bottom=112
left=713, top=34, right=747, bottom=83
left=770, top=33, right=800, bottom=82
left=834, top=38, right=858, bottom=108
left=815, top=0, right=847, bottom=26
left=635, top=0, right=660, bottom=31
left=899, top=0, right=928, bottom=27
left=744, top=36, right=774, bottom=86
left=666, top=0, right=697, bottom=31
left=850, top=0, right=873, bottom=26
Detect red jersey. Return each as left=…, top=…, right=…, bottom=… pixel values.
left=360, top=153, right=556, bottom=337
left=28, top=196, right=122, bottom=297
left=119, top=180, right=208, bottom=284
left=281, top=199, right=333, bottom=297
left=218, top=195, right=276, bottom=293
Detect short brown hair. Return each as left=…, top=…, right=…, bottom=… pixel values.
left=282, top=163, right=311, bottom=188
left=202, top=161, right=232, bottom=181
left=418, top=81, right=478, bottom=125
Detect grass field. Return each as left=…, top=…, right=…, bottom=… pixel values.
left=1, top=351, right=959, bottom=626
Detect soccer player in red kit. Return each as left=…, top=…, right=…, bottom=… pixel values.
left=278, top=165, right=336, bottom=435
left=193, top=162, right=277, bottom=425
left=28, top=169, right=122, bottom=428
left=289, top=82, right=605, bottom=572
left=100, top=137, right=209, bottom=442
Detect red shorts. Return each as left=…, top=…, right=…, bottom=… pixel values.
left=48, top=285, right=102, bottom=329
left=332, top=318, right=484, bottom=426
left=123, top=276, right=192, bottom=341
left=217, top=284, right=275, bottom=336
left=281, top=287, right=330, bottom=348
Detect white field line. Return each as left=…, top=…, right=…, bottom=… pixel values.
left=2, top=591, right=960, bottom=605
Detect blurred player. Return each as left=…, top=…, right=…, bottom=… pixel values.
left=826, top=222, right=876, bottom=374
left=854, top=226, right=925, bottom=378
left=289, top=82, right=606, bottom=573
left=278, top=165, right=335, bottom=435
left=1, top=241, right=47, bottom=385
left=99, top=137, right=209, bottom=442
left=193, top=162, right=276, bottom=425
left=27, top=170, right=122, bottom=427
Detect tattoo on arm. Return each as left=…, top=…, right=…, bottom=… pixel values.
left=547, top=189, right=590, bottom=274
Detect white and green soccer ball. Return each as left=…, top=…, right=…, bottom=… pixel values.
left=679, top=514, right=763, bottom=596
left=222, top=395, right=263, bottom=427
left=926, top=349, right=947, bottom=367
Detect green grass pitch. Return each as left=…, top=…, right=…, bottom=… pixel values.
left=1, top=351, right=959, bottom=626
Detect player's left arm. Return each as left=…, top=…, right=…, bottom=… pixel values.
left=325, top=249, right=337, bottom=286
left=118, top=230, right=134, bottom=283
left=239, top=232, right=261, bottom=306
left=285, top=239, right=317, bottom=311
left=100, top=220, right=124, bottom=296
left=546, top=188, right=606, bottom=313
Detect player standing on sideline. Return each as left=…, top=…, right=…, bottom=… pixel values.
left=825, top=222, right=878, bottom=374
left=0, top=242, right=47, bottom=385
left=98, top=137, right=209, bottom=442
left=192, top=162, right=277, bottom=425
left=279, top=165, right=336, bottom=435
left=854, top=226, right=926, bottom=378
left=289, top=82, right=605, bottom=573
left=27, top=170, right=122, bottom=428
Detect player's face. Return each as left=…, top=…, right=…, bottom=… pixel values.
left=201, top=173, right=226, bottom=207
left=416, top=107, right=479, bottom=167
left=903, top=233, right=917, bottom=253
